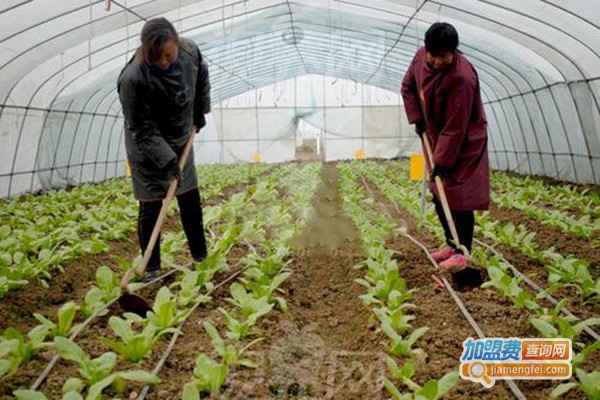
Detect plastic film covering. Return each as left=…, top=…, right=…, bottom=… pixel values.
left=0, top=0, right=598, bottom=196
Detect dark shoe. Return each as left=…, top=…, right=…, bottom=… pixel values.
left=192, top=254, right=207, bottom=264
left=142, top=270, right=162, bottom=283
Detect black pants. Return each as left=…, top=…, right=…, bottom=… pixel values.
left=432, top=195, right=474, bottom=254
left=138, top=188, right=208, bottom=272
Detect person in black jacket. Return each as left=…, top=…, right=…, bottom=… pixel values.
left=117, top=17, right=210, bottom=282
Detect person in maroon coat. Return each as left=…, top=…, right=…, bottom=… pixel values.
left=401, top=22, right=490, bottom=269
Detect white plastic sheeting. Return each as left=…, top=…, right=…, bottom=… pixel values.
left=209, top=75, right=412, bottom=163
left=0, top=0, right=598, bottom=196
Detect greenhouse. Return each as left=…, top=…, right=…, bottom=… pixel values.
left=0, top=1, right=598, bottom=399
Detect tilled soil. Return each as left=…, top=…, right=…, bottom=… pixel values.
left=0, top=238, right=137, bottom=335
left=477, top=205, right=600, bottom=322
left=360, top=176, right=590, bottom=400
left=2, top=162, right=598, bottom=400
left=0, top=175, right=267, bottom=398
left=0, top=169, right=269, bottom=337
left=488, top=204, right=600, bottom=280
left=191, top=163, right=387, bottom=399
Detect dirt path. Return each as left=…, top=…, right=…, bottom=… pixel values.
left=212, top=163, right=387, bottom=399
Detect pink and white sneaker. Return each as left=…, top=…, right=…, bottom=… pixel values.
left=431, top=246, right=455, bottom=262
left=439, top=254, right=469, bottom=269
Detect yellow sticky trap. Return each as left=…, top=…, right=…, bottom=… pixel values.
left=252, top=152, right=262, bottom=163
left=409, top=153, right=425, bottom=181
left=355, top=149, right=365, bottom=160
left=125, top=159, right=131, bottom=177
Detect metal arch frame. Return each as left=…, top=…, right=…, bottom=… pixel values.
left=0, top=0, right=595, bottom=103
left=91, top=93, right=120, bottom=181
left=427, top=0, right=599, bottom=180
left=1, top=22, right=571, bottom=128
left=565, top=82, right=598, bottom=183
left=466, top=66, right=534, bottom=175
left=208, top=26, right=539, bottom=97
left=284, top=0, right=308, bottom=74
left=301, top=7, right=597, bottom=179
left=472, top=57, right=550, bottom=177
left=0, top=1, right=30, bottom=16
left=279, top=28, right=537, bottom=171
left=488, top=102, right=522, bottom=171
left=64, top=87, right=104, bottom=183
left=475, top=0, right=600, bottom=61
left=104, top=116, right=124, bottom=178
left=438, top=0, right=600, bottom=147
left=47, top=98, right=75, bottom=186
left=0, top=0, right=279, bottom=110
left=364, top=0, right=429, bottom=84
left=539, top=0, right=599, bottom=30
left=0, top=1, right=104, bottom=44
left=89, top=95, right=120, bottom=183
left=1, top=0, right=592, bottom=104
left=203, top=19, right=557, bottom=105
left=11, top=70, right=118, bottom=194
left=115, top=125, right=126, bottom=177
left=0, top=1, right=598, bottom=195
left=430, top=0, right=597, bottom=80
left=338, top=0, right=581, bottom=82
left=0, top=28, right=490, bottom=112
left=0, top=1, right=579, bottom=109
left=99, top=112, right=121, bottom=181
left=333, top=1, right=599, bottom=160
left=1, top=33, right=555, bottom=190
left=13, top=23, right=405, bottom=120
left=77, top=90, right=120, bottom=184
left=461, top=44, right=561, bottom=178
left=330, top=0, right=596, bottom=177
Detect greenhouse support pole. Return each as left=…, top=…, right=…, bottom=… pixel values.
left=323, top=75, right=326, bottom=159
left=294, top=76, right=298, bottom=152
left=255, top=89, right=260, bottom=159
left=361, top=83, right=365, bottom=152
left=317, top=132, right=321, bottom=155
left=420, top=165, right=427, bottom=218
left=219, top=99, right=224, bottom=164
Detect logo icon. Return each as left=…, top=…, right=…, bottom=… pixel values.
left=460, top=338, right=572, bottom=388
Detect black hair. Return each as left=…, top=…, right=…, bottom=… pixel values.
left=424, top=22, right=459, bottom=56
left=139, top=17, right=185, bottom=63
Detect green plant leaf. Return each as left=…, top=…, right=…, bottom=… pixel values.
left=54, top=337, right=88, bottom=365
left=118, top=370, right=160, bottom=383
left=63, top=391, right=84, bottom=400
left=531, top=318, right=559, bottom=338
left=417, top=380, right=438, bottom=400
left=57, top=302, right=77, bottom=337
left=550, top=382, right=578, bottom=399
left=62, top=377, right=85, bottom=394
left=12, top=390, right=48, bottom=400
left=182, top=382, right=200, bottom=400
left=383, top=377, right=406, bottom=400
left=436, top=372, right=460, bottom=399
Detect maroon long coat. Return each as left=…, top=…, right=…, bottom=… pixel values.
left=401, top=47, right=490, bottom=211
